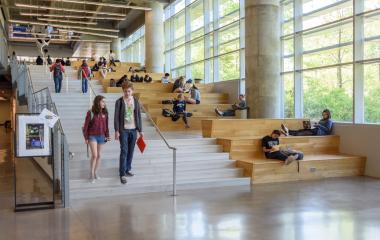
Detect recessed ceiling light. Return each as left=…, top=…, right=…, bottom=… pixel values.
left=44, top=0, right=152, bottom=11
left=20, top=12, right=125, bottom=21
left=9, top=19, right=119, bottom=33
left=37, top=18, right=98, bottom=25
left=15, top=3, right=127, bottom=17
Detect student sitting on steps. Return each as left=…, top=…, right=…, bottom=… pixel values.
left=116, top=75, right=128, bottom=87
left=186, top=84, right=201, bottom=104
left=161, top=73, right=170, bottom=84
left=172, top=94, right=191, bottom=128
left=262, top=130, right=304, bottom=165
left=130, top=72, right=143, bottom=82
left=143, top=74, right=153, bottom=83
left=215, top=94, right=247, bottom=116
left=281, top=109, right=333, bottom=136
left=172, top=77, right=186, bottom=93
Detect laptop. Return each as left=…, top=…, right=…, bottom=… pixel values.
left=303, top=120, right=311, bottom=129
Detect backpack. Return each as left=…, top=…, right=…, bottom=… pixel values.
left=82, top=110, right=94, bottom=138
left=53, top=64, right=62, bottom=77
left=82, top=66, right=91, bottom=78
left=162, top=109, right=174, bottom=117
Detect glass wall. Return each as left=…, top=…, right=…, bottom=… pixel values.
left=121, top=26, right=145, bottom=65
left=281, top=0, right=380, bottom=123
left=164, top=0, right=244, bottom=84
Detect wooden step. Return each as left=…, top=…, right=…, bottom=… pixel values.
left=202, top=119, right=309, bottom=138
left=236, top=154, right=366, bottom=184
left=217, top=135, right=340, bottom=160
left=104, top=83, right=215, bottom=93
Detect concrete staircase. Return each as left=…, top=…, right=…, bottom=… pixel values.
left=28, top=65, right=250, bottom=200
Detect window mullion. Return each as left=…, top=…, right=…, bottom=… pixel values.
left=353, top=0, right=365, bottom=123
left=294, top=0, right=303, bottom=118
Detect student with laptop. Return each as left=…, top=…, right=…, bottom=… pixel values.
left=281, top=109, right=333, bottom=136
left=262, top=130, right=304, bottom=165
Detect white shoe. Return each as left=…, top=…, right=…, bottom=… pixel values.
left=285, top=155, right=296, bottom=165
left=89, top=178, right=96, bottom=183
left=95, top=172, right=101, bottom=180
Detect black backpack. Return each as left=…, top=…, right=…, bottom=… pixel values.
left=53, top=64, right=62, bottom=77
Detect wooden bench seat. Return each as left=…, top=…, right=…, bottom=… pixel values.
left=146, top=104, right=233, bottom=116
left=202, top=119, right=309, bottom=138
left=217, top=135, right=340, bottom=160
left=236, top=154, right=366, bottom=184
left=137, top=93, right=229, bottom=105
left=104, top=83, right=215, bottom=93
left=152, top=116, right=224, bottom=131
left=100, top=72, right=165, bottom=81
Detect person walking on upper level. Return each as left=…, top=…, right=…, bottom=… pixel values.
left=50, top=59, right=65, bottom=93
left=65, top=57, right=71, bottom=66
left=83, top=95, right=110, bottom=183
left=81, top=60, right=91, bottom=94
left=281, top=109, right=333, bottom=136
left=47, top=55, right=52, bottom=65
left=114, top=82, right=143, bottom=185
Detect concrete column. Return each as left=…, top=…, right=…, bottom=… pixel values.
left=145, top=1, right=164, bottom=73
left=111, top=38, right=122, bottom=60
left=245, top=0, right=281, bottom=118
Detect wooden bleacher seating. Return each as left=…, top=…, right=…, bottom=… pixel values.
left=201, top=119, right=366, bottom=184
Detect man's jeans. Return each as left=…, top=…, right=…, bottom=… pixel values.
left=82, top=77, right=88, bottom=93
left=53, top=76, right=62, bottom=93
left=119, top=129, right=137, bottom=176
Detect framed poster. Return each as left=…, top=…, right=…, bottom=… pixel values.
left=16, top=113, right=51, bottom=157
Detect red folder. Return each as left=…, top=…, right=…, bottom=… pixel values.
left=137, top=136, right=146, bottom=153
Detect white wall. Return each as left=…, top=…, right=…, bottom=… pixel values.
left=9, top=44, right=73, bottom=58
left=210, top=80, right=240, bottom=104
left=334, top=123, right=380, bottom=178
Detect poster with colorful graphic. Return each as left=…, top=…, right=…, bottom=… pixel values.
left=16, top=114, right=51, bottom=157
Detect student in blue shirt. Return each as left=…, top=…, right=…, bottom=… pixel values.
left=281, top=109, right=333, bottom=136
left=172, top=94, right=190, bottom=128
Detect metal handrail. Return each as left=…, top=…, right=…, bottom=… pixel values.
left=138, top=99, right=178, bottom=196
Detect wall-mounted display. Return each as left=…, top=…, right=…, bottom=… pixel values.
left=16, top=114, right=51, bottom=157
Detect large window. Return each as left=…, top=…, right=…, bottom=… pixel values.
left=121, top=26, right=145, bottom=65
left=281, top=0, right=380, bottom=123
left=165, top=0, right=244, bottom=84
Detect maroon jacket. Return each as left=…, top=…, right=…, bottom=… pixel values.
left=83, top=111, right=110, bottom=140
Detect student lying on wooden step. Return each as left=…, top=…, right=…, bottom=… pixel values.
left=281, top=109, right=333, bottom=136
left=262, top=130, right=304, bottom=165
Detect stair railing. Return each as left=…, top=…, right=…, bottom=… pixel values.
left=11, top=63, right=71, bottom=207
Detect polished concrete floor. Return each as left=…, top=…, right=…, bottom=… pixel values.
left=1, top=130, right=380, bottom=240
left=1, top=177, right=380, bottom=240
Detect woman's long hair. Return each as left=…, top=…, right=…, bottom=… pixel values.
left=92, top=95, right=108, bottom=115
